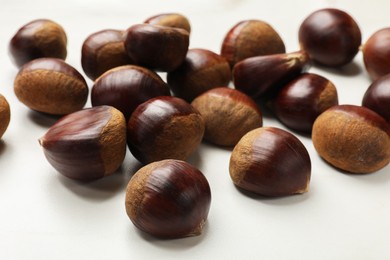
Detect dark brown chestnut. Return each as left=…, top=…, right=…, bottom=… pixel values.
left=9, top=19, right=67, bottom=68
left=91, top=65, right=171, bottom=119
left=298, top=8, right=361, bottom=67
left=312, top=105, right=390, bottom=173
left=0, top=94, right=11, bottom=139
left=167, top=48, right=232, bottom=102
left=127, top=96, right=205, bottom=164
left=229, top=127, right=311, bottom=196
left=14, top=58, right=88, bottom=115
left=125, top=159, right=211, bottom=238
left=270, top=73, right=338, bottom=133
left=362, top=74, right=390, bottom=123
left=362, top=28, right=390, bottom=80
left=233, top=51, right=310, bottom=99
left=221, top=19, right=286, bottom=68
left=144, top=13, right=191, bottom=33
left=81, top=29, right=133, bottom=81
left=191, top=87, right=262, bottom=146
left=39, top=106, right=127, bottom=180
left=124, top=24, right=189, bottom=72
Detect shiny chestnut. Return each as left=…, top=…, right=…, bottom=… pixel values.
left=191, top=87, right=262, bottom=146
left=312, top=105, right=390, bottom=174
left=9, top=19, right=67, bottom=68
left=221, top=19, right=286, bottom=67
left=91, top=65, right=171, bottom=119
left=39, top=106, right=127, bottom=180
left=124, top=24, right=189, bottom=72
left=298, top=8, right=361, bottom=67
left=0, top=94, right=11, bottom=139
left=167, top=48, right=232, bottom=102
left=125, top=159, right=211, bottom=238
left=362, top=28, right=390, bottom=80
left=81, top=29, right=133, bottom=81
left=127, top=96, right=205, bottom=164
left=233, top=51, right=310, bottom=99
left=270, top=73, right=339, bottom=133
left=362, top=74, right=390, bottom=122
left=14, top=58, right=88, bottom=115
left=144, top=13, right=191, bottom=33
left=229, top=127, right=311, bottom=196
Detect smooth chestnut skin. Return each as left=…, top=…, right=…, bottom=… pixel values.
left=270, top=73, right=339, bottom=133
left=362, top=74, right=390, bottom=122
left=127, top=96, right=205, bottom=164
left=39, top=106, right=127, bottom=180
left=125, top=159, right=211, bottom=238
left=229, top=127, right=311, bottom=197
left=144, top=13, right=191, bottom=33
left=91, top=65, right=171, bottom=119
left=221, top=19, right=286, bottom=68
left=191, top=87, right=262, bottom=146
left=299, top=8, right=361, bottom=67
left=14, top=58, right=88, bottom=115
left=362, top=28, right=390, bottom=80
left=0, top=94, right=11, bottom=139
left=233, top=51, right=310, bottom=99
left=9, top=19, right=67, bottom=68
left=124, top=24, right=189, bottom=72
left=312, top=105, right=390, bottom=174
left=81, top=29, right=133, bottom=81
left=167, top=48, right=232, bottom=102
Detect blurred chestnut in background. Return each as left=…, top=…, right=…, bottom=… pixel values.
left=221, top=19, right=285, bottom=68
left=9, top=19, right=67, bottom=68
left=0, top=94, right=10, bottom=139
left=91, top=65, right=170, bottom=119
left=191, top=87, right=262, bottom=146
left=144, top=13, right=191, bottom=33
left=362, top=28, right=390, bottom=80
left=270, top=73, right=338, bottom=133
left=167, top=48, right=231, bottom=102
left=299, top=8, right=361, bottom=67
left=124, top=24, right=189, bottom=72
left=81, top=29, right=133, bottom=81
left=127, top=96, right=205, bottom=164
left=362, top=74, right=390, bottom=123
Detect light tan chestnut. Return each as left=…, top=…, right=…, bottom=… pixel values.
left=125, top=159, right=211, bottom=239
left=144, top=13, right=191, bottom=33
left=39, top=106, right=126, bottom=180
left=312, top=105, right=390, bottom=174
left=0, top=94, right=11, bottom=139
left=229, top=127, right=311, bottom=196
left=14, top=58, right=88, bottom=115
left=191, top=87, right=262, bottom=146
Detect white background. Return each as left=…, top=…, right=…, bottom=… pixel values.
left=0, top=0, right=389, bottom=259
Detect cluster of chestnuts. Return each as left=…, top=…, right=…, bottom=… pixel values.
left=5, top=8, right=390, bottom=239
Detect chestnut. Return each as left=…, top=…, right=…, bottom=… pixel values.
left=233, top=51, right=310, bottom=99
left=167, top=48, right=232, bottom=102
left=91, top=65, right=171, bottom=119
left=0, top=94, right=11, bottom=139
left=362, top=74, right=390, bottom=123
left=144, top=13, right=191, bottom=33
left=298, top=8, right=361, bottom=67
left=312, top=105, right=390, bottom=174
left=191, top=87, right=262, bottom=146
left=127, top=96, right=205, bottom=164
left=39, top=106, right=127, bottom=180
left=362, top=28, right=390, bottom=80
left=9, top=19, right=67, bottom=68
left=81, top=29, right=133, bottom=81
left=14, top=58, right=88, bottom=115
left=125, top=159, right=211, bottom=238
left=124, top=24, right=189, bottom=72
left=269, top=73, right=339, bottom=133
left=221, top=19, right=286, bottom=67
left=229, top=127, right=311, bottom=196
